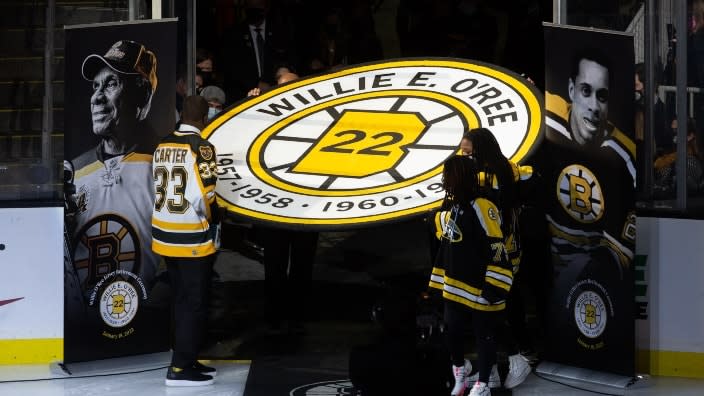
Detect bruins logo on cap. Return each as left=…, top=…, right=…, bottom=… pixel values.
left=205, top=59, right=544, bottom=230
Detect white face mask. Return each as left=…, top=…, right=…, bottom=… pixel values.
left=207, top=107, right=221, bottom=120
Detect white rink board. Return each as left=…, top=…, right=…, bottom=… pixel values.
left=636, top=217, right=704, bottom=353
left=0, top=207, right=63, bottom=339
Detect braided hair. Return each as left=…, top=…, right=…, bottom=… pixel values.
left=464, top=128, right=517, bottom=234
left=441, top=155, right=481, bottom=209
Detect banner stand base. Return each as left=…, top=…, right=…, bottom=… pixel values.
left=535, top=361, right=645, bottom=395
left=50, top=351, right=171, bottom=377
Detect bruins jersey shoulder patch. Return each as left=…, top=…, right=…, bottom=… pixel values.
left=199, top=145, right=213, bottom=161
left=472, top=198, right=503, bottom=238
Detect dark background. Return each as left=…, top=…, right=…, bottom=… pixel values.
left=543, top=24, right=636, bottom=137
left=64, top=19, right=177, bottom=159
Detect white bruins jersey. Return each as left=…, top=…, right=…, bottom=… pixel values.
left=151, top=124, right=219, bottom=258
left=71, top=148, right=160, bottom=292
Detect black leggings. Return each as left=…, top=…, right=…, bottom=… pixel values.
left=445, top=301, right=500, bottom=383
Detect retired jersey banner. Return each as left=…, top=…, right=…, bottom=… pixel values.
left=540, top=24, right=635, bottom=377
left=204, top=59, right=544, bottom=230
left=63, top=20, right=176, bottom=363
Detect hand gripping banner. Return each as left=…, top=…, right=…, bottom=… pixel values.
left=204, top=59, right=544, bottom=230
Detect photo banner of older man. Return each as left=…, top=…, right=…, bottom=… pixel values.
left=64, top=19, right=176, bottom=363
left=539, top=23, right=635, bottom=377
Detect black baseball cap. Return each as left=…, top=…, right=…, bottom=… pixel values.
left=81, top=40, right=158, bottom=91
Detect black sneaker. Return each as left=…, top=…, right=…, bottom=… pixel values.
left=193, top=361, right=217, bottom=377
left=165, top=366, right=214, bottom=387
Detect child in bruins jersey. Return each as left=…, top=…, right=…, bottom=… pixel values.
left=463, top=128, right=536, bottom=389
left=428, top=155, right=513, bottom=396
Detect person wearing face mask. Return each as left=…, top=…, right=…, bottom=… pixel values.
left=219, top=0, right=293, bottom=103
left=196, top=48, right=218, bottom=95
left=199, top=85, right=226, bottom=120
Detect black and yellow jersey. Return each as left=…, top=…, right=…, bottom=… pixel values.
left=542, top=92, right=636, bottom=272
left=151, top=124, right=219, bottom=258
left=479, top=162, right=536, bottom=273
left=428, top=198, right=513, bottom=311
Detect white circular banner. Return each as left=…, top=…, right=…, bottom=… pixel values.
left=204, top=59, right=544, bottom=230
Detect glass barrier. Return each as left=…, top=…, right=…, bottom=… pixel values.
left=0, top=1, right=130, bottom=205
left=563, top=0, right=704, bottom=216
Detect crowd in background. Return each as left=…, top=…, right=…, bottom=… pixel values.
left=185, top=0, right=546, bottom=108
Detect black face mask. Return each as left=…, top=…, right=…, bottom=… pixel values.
left=245, top=8, right=265, bottom=26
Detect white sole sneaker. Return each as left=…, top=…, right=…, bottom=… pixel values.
left=467, top=364, right=501, bottom=388
left=165, top=378, right=215, bottom=386
left=503, top=354, right=531, bottom=389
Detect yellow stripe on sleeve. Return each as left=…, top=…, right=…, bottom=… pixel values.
left=487, top=265, right=513, bottom=278
left=486, top=277, right=511, bottom=291
left=152, top=240, right=216, bottom=257
left=152, top=217, right=208, bottom=231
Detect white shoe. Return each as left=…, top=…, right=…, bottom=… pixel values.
left=467, top=364, right=500, bottom=388
left=451, top=360, right=472, bottom=396
left=503, top=353, right=531, bottom=389
left=469, top=381, right=491, bottom=396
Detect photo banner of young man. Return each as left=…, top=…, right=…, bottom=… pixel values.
left=204, top=59, right=544, bottom=230
left=63, top=19, right=177, bottom=363
left=540, top=23, right=636, bottom=377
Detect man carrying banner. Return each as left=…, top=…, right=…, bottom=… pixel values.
left=152, top=95, right=220, bottom=386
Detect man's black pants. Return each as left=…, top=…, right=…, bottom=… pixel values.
left=261, top=227, right=318, bottom=322
left=166, top=255, right=214, bottom=368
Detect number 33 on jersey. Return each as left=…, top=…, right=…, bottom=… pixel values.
left=151, top=124, right=219, bottom=257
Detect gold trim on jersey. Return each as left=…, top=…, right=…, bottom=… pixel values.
left=191, top=151, right=212, bottom=220
left=152, top=216, right=208, bottom=231
left=472, top=198, right=503, bottom=238
left=548, top=222, right=602, bottom=247
left=486, top=265, right=513, bottom=290
left=435, top=211, right=460, bottom=241
left=610, top=129, right=636, bottom=158
left=124, top=152, right=154, bottom=162
left=487, top=264, right=513, bottom=279
left=152, top=239, right=216, bottom=257
left=601, top=231, right=634, bottom=269
left=479, top=163, right=533, bottom=189
left=428, top=267, right=506, bottom=311
left=546, top=91, right=570, bottom=122
left=74, top=160, right=104, bottom=179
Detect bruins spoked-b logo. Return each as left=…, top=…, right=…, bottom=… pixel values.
left=205, top=59, right=544, bottom=229
left=557, top=164, right=604, bottom=223
left=72, top=213, right=142, bottom=292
